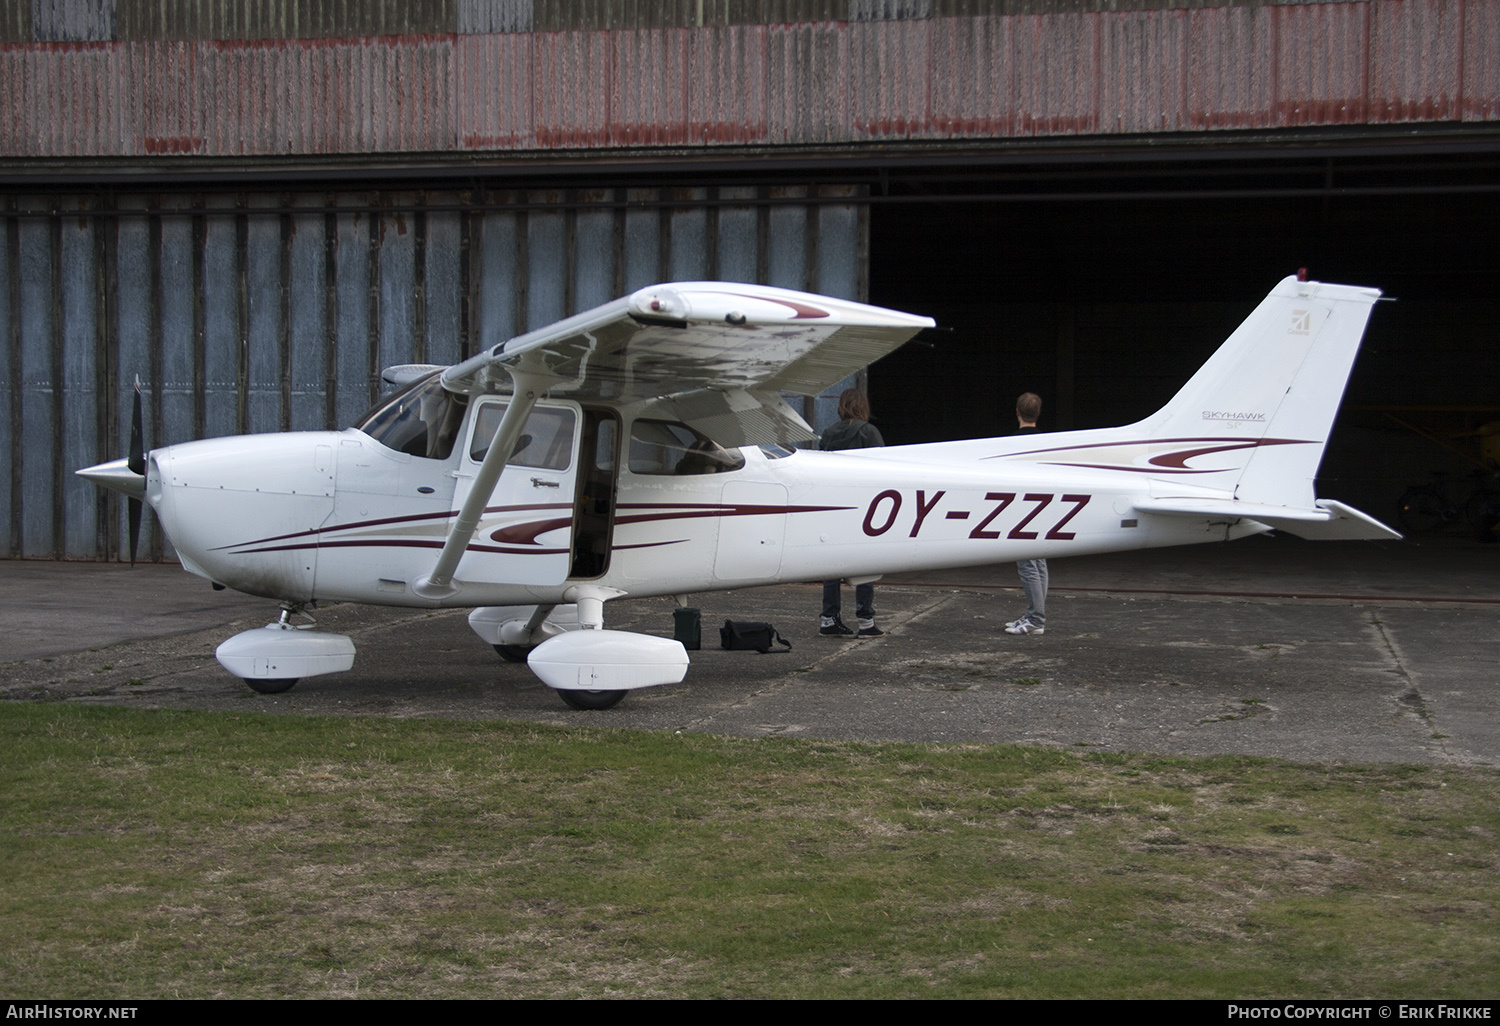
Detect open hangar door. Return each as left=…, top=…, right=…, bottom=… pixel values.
left=864, top=156, right=1500, bottom=528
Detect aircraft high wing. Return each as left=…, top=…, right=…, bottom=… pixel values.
left=78, top=276, right=1398, bottom=710
left=441, top=281, right=937, bottom=439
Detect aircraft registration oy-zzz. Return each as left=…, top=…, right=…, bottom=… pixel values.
left=79, top=275, right=1399, bottom=709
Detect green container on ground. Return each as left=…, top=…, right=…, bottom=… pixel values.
left=673, top=607, right=701, bottom=650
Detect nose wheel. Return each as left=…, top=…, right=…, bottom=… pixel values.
left=556, top=689, right=627, bottom=711
left=217, top=603, right=354, bottom=695
left=490, top=643, right=625, bottom=709
left=245, top=678, right=300, bottom=694
left=493, top=644, right=533, bottom=663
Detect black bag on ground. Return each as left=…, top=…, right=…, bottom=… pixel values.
left=719, top=620, right=792, bottom=653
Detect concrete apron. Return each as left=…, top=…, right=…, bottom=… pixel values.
left=1, top=533, right=1495, bottom=765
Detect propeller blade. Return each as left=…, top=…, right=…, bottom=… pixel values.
left=127, top=376, right=144, bottom=476
left=127, top=377, right=144, bottom=566
left=127, top=497, right=142, bottom=568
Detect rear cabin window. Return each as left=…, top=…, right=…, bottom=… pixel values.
left=353, top=372, right=469, bottom=460
left=469, top=403, right=577, bottom=470
left=628, top=420, right=745, bottom=476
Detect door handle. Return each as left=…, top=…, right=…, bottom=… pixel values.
left=531, top=477, right=560, bottom=488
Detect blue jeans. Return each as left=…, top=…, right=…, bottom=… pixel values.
left=1016, top=558, right=1048, bottom=627
left=823, top=581, right=875, bottom=623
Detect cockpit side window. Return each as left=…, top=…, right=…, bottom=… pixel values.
left=469, top=403, right=577, bottom=470
left=628, top=419, right=746, bottom=476
left=353, top=372, right=469, bottom=460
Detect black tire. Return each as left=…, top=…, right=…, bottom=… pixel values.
left=246, top=678, right=299, bottom=694
left=1463, top=490, right=1499, bottom=530
left=493, top=644, right=532, bottom=663
left=556, top=689, right=628, bottom=711
left=1470, top=498, right=1500, bottom=543
left=1397, top=488, right=1447, bottom=533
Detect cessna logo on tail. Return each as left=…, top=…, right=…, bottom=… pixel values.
left=1202, top=411, right=1267, bottom=422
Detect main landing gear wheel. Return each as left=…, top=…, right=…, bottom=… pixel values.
left=245, top=678, right=299, bottom=695
left=556, top=689, right=628, bottom=711
left=493, top=644, right=533, bottom=663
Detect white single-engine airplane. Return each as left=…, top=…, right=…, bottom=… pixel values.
left=79, top=275, right=1398, bottom=709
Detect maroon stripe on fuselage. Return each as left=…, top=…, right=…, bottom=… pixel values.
left=612, top=502, right=851, bottom=526
left=221, top=502, right=848, bottom=557
left=214, top=502, right=573, bottom=552
left=231, top=539, right=570, bottom=556
left=1145, top=439, right=1304, bottom=469
left=983, top=436, right=1310, bottom=461
left=490, top=517, right=572, bottom=545
left=232, top=537, right=684, bottom=557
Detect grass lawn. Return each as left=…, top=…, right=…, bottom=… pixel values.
left=2, top=703, right=1497, bottom=998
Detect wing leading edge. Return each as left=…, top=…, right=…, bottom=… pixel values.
left=439, top=283, right=936, bottom=445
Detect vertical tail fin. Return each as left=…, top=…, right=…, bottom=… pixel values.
left=1137, top=276, right=1381, bottom=508
left=896, top=275, right=1387, bottom=540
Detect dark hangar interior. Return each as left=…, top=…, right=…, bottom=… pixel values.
left=2, top=0, right=1498, bottom=556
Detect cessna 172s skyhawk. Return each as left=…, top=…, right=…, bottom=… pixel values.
left=78, top=275, right=1398, bottom=709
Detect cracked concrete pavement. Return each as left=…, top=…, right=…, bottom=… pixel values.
left=2, top=533, right=1495, bottom=764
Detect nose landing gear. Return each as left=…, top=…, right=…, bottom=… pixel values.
left=215, top=603, right=355, bottom=695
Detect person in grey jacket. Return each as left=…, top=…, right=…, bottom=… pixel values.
left=819, top=388, right=885, bottom=637
left=1006, top=392, right=1048, bottom=636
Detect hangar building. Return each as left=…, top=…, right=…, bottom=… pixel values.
left=2, top=0, right=1497, bottom=560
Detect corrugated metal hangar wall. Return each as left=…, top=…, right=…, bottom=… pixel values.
left=4, top=0, right=1497, bottom=156
left=0, top=185, right=864, bottom=559
left=2, top=0, right=1498, bottom=559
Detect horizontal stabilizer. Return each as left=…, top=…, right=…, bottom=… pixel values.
left=1287, top=500, right=1403, bottom=541
left=1136, top=497, right=1401, bottom=541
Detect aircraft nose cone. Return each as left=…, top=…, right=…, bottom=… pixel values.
left=76, top=457, right=146, bottom=500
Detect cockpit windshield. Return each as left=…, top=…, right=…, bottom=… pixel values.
left=352, top=372, right=470, bottom=460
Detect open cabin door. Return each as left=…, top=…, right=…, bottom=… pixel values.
left=569, top=407, right=620, bottom=580
left=453, top=399, right=582, bottom=587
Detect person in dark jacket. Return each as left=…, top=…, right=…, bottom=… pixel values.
left=819, top=388, right=885, bottom=637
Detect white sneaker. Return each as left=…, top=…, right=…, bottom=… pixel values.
left=1005, top=620, right=1044, bottom=636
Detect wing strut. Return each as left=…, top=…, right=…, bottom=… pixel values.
left=413, top=365, right=561, bottom=599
